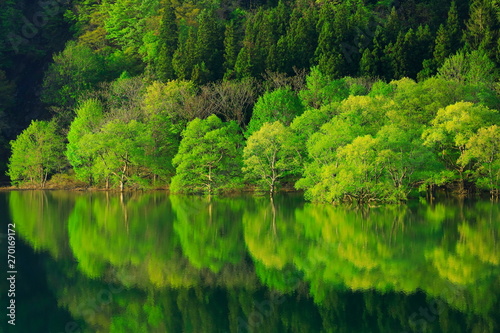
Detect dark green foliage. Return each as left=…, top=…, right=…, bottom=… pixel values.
left=464, top=0, right=499, bottom=60
left=434, top=2, right=463, bottom=67
left=223, top=20, right=242, bottom=79
left=156, top=0, right=178, bottom=82
left=41, top=41, right=108, bottom=118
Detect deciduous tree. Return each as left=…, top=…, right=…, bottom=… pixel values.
left=243, top=121, right=299, bottom=194
left=8, top=120, right=65, bottom=187
left=171, top=115, right=243, bottom=194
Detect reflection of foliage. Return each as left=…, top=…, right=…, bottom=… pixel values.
left=10, top=191, right=74, bottom=258
left=427, top=201, right=500, bottom=301
left=171, top=195, right=246, bottom=273
left=67, top=193, right=202, bottom=287
left=243, top=195, right=306, bottom=270
left=11, top=191, right=500, bottom=332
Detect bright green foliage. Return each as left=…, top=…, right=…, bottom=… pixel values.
left=243, top=121, right=299, bottom=194
left=66, top=98, right=104, bottom=184
left=295, top=116, right=365, bottom=201
left=83, top=119, right=154, bottom=190
left=142, top=81, right=193, bottom=181
left=423, top=101, right=499, bottom=191
left=8, top=120, right=65, bottom=187
left=142, top=79, right=196, bottom=121
left=295, top=91, right=443, bottom=203
left=460, top=125, right=500, bottom=196
left=303, top=128, right=433, bottom=203
left=104, top=0, right=160, bottom=58
left=298, top=67, right=349, bottom=109
left=376, top=124, right=440, bottom=199
left=369, top=80, right=395, bottom=97
left=437, top=50, right=498, bottom=88
left=245, top=87, right=304, bottom=137
left=289, top=103, right=337, bottom=168
left=325, top=135, right=389, bottom=203
left=336, top=95, right=389, bottom=135
left=171, top=115, right=244, bottom=194
left=389, top=76, right=500, bottom=129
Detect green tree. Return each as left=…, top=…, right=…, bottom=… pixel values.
left=422, top=101, right=499, bottom=193
left=245, top=87, right=304, bottom=137
left=437, top=50, right=497, bottom=88
left=92, top=119, right=153, bottom=190
left=289, top=103, right=338, bottom=171
left=66, top=98, right=105, bottom=184
left=156, top=0, right=178, bottom=82
left=376, top=124, right=440, bottom=200
left=318, top=135, right=389, bottom=203
left=243, top=121, right=299, bottom=194
left=171, top=115, right=244, bottom=194
left=141, top=80, right=193, bottom=182
left=295, top=116, right=365, bottom=201
left=464, top=0, right=498, bottom=59
left=194, top=9, right=224, bottom=83
left=275, top=4, right=318, bottom=74
left=223, top=20, right=241, bottom=79
left=104, top=0, right=160, bottom=58
left=7, top=120, right=65, bottom=187
left=41, top=41, right=107, bottom=121
left=298, top=67, right=349, bottom=109
left=460, top=125, right=500, bottom=196
left=433, top=2, right=462, bottom=66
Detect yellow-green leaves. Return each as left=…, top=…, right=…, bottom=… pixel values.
left=243, top=121, right=299, bottom=193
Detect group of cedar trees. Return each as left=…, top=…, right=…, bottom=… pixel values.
left=5, top=0, right=500, bottom=202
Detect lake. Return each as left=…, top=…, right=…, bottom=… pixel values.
left=1, top=191, right=499, bottom=332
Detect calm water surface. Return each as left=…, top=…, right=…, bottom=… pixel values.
left=0, top=191, right=499, bottom=332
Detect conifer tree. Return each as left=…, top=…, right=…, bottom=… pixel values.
left=195, top=9, right=224, bottom=83
left=434, top=2, right=462, bottom=66
left=464, top=0, right=498, bottom=59
left=223, top=20, right=241, bottom=79
left=156, top=0, right=178, bottom=82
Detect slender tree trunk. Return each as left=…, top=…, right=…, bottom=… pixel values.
left=270, top=196, right=276, bottom=236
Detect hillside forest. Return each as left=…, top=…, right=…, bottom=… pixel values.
left=0, top=0, right=499, bottom=202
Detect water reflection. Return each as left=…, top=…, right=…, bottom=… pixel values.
left=7, top=191, right=500, bottom=332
